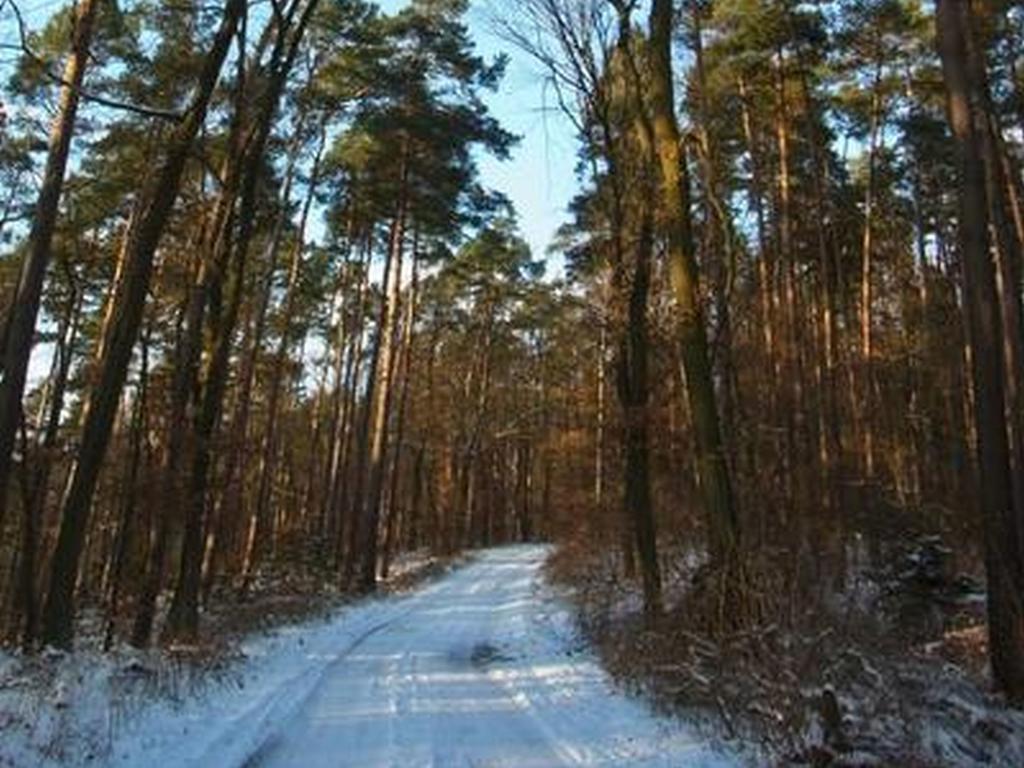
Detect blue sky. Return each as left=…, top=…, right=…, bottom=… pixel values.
left=1, top=0, right=580, bottom=266
left=5, top=0, right=581, bottom=384
left=380, top=0, right=580, bottom=271
left=466, top=2, right=579, bottom=270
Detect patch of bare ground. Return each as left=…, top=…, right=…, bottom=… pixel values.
left=546, top=538, right=1024, bottom=767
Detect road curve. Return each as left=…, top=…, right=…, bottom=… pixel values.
left=245, top=546, right=731, bottom=768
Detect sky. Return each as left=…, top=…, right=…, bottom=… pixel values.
left=3, top=0, right=582, bottom=383
left=2, top=0, right=581, bottom=267
left=465, top=2, right=580, bottom=270
left=380, top=0, right=581, bottom=271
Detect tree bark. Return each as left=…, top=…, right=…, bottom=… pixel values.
left=616, top=209, right=661, bottom=621
left=40, top=0, right=246, bottom=650
left=381, top=252, right=419, bottom=579
left=860, top=59, right=884, bottom=482
left=648, top=0, right=739, bottom=571
left=357, top=185, right=407, bottom=591
left=0, top=0, right=99, bottom=531
left=331, top=242, right=372, bottom=571
left=163, top=0, right=320, bottom=644
left=936, top=0, right=1024, bottom=703
left=335, top=241, right=373, bottom=573
left=773, top=49, right=804, bottom=510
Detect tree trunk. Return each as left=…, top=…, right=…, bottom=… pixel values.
left=216, top=140, right=302, bottom=590
left=860, top=60, right=884, bottom=482
left=738, top=73, right=782, bottom=522
left=648, top=0, right=739, bottom=572
left=103, top=324, right=150, bottom=651
left=791, top=46, right=843, bottom=508
left=16, top=278, right=81, bottom=649
left=594, top=319, right=606, bottom=512
left=690, top=2, right=741, bottom=475
left=737, top=75, right=776, bottom=394
left=251, top=122, right=326, bottom=570
left=331, top=243, right=372, bottom=571
left=335, top=242, right=373, bottom=574
left=773, top=49, right=804, bottom=511
left=132, top=22, right=255, bottom=648
left=936, top=0, right=1024, bottom=703
left=381, top=252, right=419, bottom=580
left=0, top=0, right=99, bottom=531
left=357, top=187, right=407, bottom=592
left=979, top=116, right=1024, bottom=548
left=40, top=0, right=245, bottom=650
left=163, top=0, right=320, bottom=644
left=616, top=209, right=661, bottom=621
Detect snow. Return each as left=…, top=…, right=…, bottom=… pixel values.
left=1, top=546, right=734, bottom=767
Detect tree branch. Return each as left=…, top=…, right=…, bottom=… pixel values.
left=6, top=0, right=183, bottom=122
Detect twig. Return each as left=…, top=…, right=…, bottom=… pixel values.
left=6, top=0, right=183, bottom=122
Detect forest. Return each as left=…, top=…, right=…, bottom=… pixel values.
left=0, top=0, right=1023, bottom=765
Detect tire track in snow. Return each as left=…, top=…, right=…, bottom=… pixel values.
left=211, top=602, right=424, bottom=768
left=237, top=546, right=732, bottom=768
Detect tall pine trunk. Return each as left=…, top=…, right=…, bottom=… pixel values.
left=616, top=211, right=661, bottom=621
left=164, top=0, right=320, bottom=644
left=859, top=60, right=884, bottom=482
left=648, top=0, right=739, bottom=576
left=381, top=253, right=419, bottom=579
left=0, top=0, right=99, bottom=530
left=936, top=0, right=1024, bottom=703
left=40, top=0, right=246, bottom=650
left=357, top=184, right=407, bottom=591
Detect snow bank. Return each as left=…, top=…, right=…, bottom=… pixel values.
left=0, top=593, right=417, bottom=768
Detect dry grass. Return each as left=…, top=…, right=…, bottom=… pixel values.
left=546, top=540, right=1024, bottom=767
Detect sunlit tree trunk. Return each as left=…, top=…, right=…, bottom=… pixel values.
left=860, top=59, right=884, bottom=482
left=355, top=167, right=408, bottom=590
left=936, top=0, right=1024, bottom=702
left=0, top=0, right=99, bottom=531
left=648, top=0, right=739, bottom=578
left=40, top=0, right=246, bottom=650
left=381, top=252, right=419, bottom=579
left=331, top=242, right=371, bottom=571
left=772, top=49, right=804, bottom=511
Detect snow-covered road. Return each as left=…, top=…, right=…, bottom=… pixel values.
left=241, top=546, right=730, bottom=767
left=0, top=546, right=734, bottom=768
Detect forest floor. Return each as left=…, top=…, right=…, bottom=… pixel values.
left=547, top=536, right=1024, bottom=767
left=0, top=546, right=732, bottom=768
